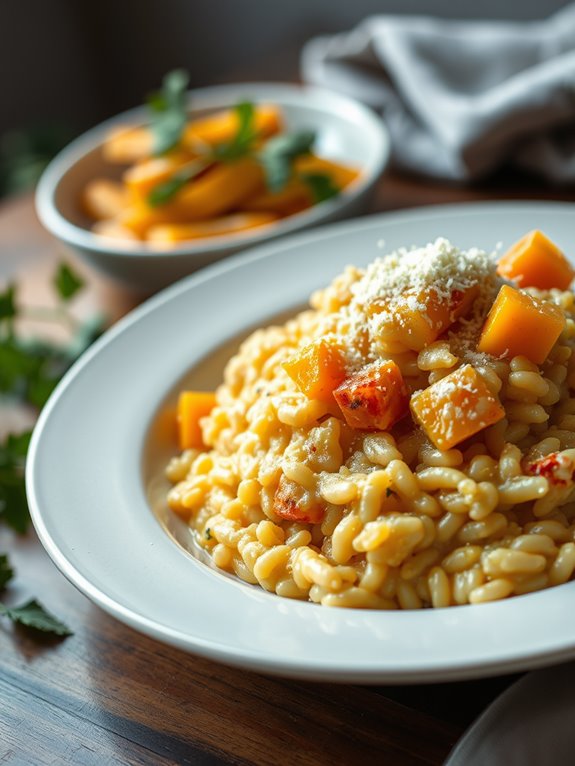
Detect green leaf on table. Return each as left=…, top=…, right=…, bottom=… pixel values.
left=259, top=130, right=316, bottom=192
left=0, top=430, right=32, bottom=534
left=0, top=284, right=17, bottom=321
left=0, top=336, right=67, bottom=407
left=147, top=158, right=210, bottom=207
left=0, top=554, right=14, bottom=590
left=212, top=101, right=257, bottom=162
left=26, top=373, right=59, bottom=409
left=300, top=172, right=341, bottom=204
left=53, top=262, right=84, bottom=302
left=2, top=432, right=32, bottom=460
left=0, top=598, right=73, bottom=636
left=147, top=69, right=190, bottom=156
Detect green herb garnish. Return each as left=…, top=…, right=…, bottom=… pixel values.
left=300, top=172, right=340, bottom=204
left=54, top=262, right=84, bottom=301
left=0, top=284, right=16, bottom=321
left=0, top=268, right=104, bottom=411
left=147, top=69, right=190, bottom=156
left=0, top=431, right=31, bottom=533
left=212, top=101, right=258, bottom=162
left=0, top=598, right=73, bottom=636
left=0, top=259, right=100, bottom=641
left=0, top=554, right=14, bottom=590
left=205, top=527, right=213, bottom=541
left=147, top=158, right=211, bottom=208
left=258, top=130, right=316, bottom=192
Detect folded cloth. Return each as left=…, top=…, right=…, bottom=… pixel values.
left=444, top=661, right=575, bottom=766
left=302, top=6, right=575, bottom=182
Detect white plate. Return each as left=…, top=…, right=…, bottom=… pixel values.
left=28, top=201, right=575, bottom=683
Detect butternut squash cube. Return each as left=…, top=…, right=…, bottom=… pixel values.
left=410, top=364, right=505, bottom=451
left=333, top=360, right=409, bottom=431
left=370, top=286, right=479, bottom=352
left=497, top=230, right=575, bottom=291
left=177, top=391, right=217, bottom=450
left=477, top=285, right=565, bottom=365
left=283, top=339, right=347, bottom=402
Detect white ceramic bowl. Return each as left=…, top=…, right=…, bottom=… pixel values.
left=36, top=83, right=390, bottom=292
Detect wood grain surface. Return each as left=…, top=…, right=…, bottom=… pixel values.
left=1, top=174, right=573, bottom=766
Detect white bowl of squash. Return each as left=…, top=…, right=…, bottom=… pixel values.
left=36, top=79, right=390, bottom=292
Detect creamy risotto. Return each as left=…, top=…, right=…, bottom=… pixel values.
left=166, top=231, right=575, bottom=609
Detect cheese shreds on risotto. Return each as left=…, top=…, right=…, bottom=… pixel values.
left=165, top=236, right=575, bottom=609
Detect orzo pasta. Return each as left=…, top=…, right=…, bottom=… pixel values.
left=166, top=231, right=575, bottom=609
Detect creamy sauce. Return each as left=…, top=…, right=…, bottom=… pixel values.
left=143, top=309, right=300, bottom=562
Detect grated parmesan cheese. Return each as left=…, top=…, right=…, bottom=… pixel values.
left=350, top=237, right=496, bottom=309
left=317, top=237, right=503, bottom=371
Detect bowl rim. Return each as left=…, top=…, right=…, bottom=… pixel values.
left=35, top=81, right=390, bottom=259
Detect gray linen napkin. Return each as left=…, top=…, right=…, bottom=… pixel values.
left=301, top=6, right=575, bottom=182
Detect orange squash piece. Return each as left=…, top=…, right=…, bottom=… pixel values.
left=147, top=213, right=278, bottom=244
left=497, top=230, right=575, bottom=291
left=184, top=104, right=282, bottom=149
left=242, top=180, right=312, bottom=216
left=102, top=106, right=282, bottom=165
left=370, top=286, right=479, bottom=352
left=81, top=179, right=128, bottom=220
left=102, top=125, right=154, bottom=164
left=477, top=285, right=565, bottom=365
left=172, top=157, right=265, bottom=220
left=123, top=151, right=198, bottom=200
left=333, top=360, right=409, bottom=431
left=119, top=158, right=266, bottom=237
left=177, top=391, right=216, bottom=450
left=293, top=154, right=360, bottom=189
left=282, top=339, right=347, bottom=402
left=410, top=364, right=505, bottom=451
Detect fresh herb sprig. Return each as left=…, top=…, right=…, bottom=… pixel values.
left=147, top=157, right=212, bottom=208
left=147, top=69, right=190, bottom=156
left=0, top=559, right=72, bottom=636
left=0, top=259, right=100, bottom=639
left=258, top=130, right=316, bottom=192
left=145, top=72, right=342, bottom=208
left=211, top=101, right=258, bottom=162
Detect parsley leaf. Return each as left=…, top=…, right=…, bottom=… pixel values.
left=259, top=130, right=316, bottom=192
left=54, top=262, right=84, bottom=302
left=300, top=172, right=341, bottom=204
left=0, top=336, right=67, bottom=408
left=0, top=284, right=17, bottom=321
left=212, top=101, right=257, bottom=162
left=147, top=158, right=211, bottom=207
left=0, top=598, right=73, bottom=636
left=0, top=431, right=32, bottom=533
left=0, top=554, right=14, bottom=590
left=147, top=69, right=189, bottom=156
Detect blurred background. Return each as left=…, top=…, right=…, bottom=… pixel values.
left=0, top=0, right=571, bottom=197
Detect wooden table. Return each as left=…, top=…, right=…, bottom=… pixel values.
left=1, top=177, right=574, bottom=766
